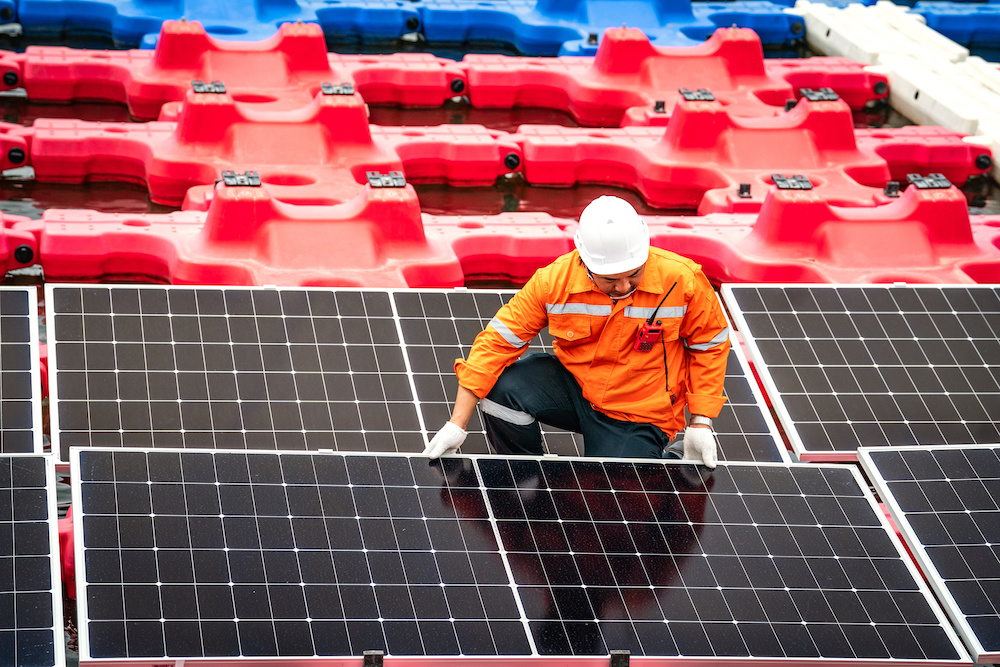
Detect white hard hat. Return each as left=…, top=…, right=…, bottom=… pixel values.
left=574, top=195, right=650, bottom=275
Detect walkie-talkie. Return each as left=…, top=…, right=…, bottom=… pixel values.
left=633, top=282, right=677, bottom=352
left=634, top=321, right=663, bottom=351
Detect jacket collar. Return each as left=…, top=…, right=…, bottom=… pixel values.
left=568, top=252, right=664, bottom=296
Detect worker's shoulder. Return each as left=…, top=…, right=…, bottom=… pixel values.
left=648, top=247, right=702, bottom=277
left=533, top=250, right=583, bottom=281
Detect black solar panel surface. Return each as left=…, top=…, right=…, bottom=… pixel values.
left=50, top=285, right=784, bottom=463
left=723, top=285, right=1000, bottom=461
left=0, top=288, right=40, bottom=454
left=860, top=444, right=1000, bottom=663
left=49, top=286, right=424, bottom=461
left=74, top=449, right=967, bottom=662
left=1, top=454, right=63, bottom=666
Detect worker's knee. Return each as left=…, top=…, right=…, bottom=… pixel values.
left=486, top=353, right=564, bottom=408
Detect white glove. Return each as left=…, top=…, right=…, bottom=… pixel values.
left=423, top=422, right=467, bottom=459
left=682, top=426, right=718, bottom=468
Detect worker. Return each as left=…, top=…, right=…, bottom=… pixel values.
left=423, top=195, right=730, bottom=465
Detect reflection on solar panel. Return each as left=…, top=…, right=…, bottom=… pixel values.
left=398, top=289, right=785, bottom=462
left=50, top=285, right=784, bottom=463
left=723, top=285, right=1000, bottom=462
left=73, top=448, right=967, bottom=663
left=0, top=288, right=42, bottom=454
left=860, top=444, right=1000, bottom=664
left=1, top=454, right=65, bottom=667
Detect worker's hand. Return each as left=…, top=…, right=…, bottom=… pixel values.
left=682, top=426, right=718, bottom=468
left=423, top=422, right=467, bottom=459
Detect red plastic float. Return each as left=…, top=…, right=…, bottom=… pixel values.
left=516, top=96, right=992, bottom=213
left=666, top=183, right=1000, bottom=284
left=21, top=177, right=528, bottom=287
left=0, top=20, right=466, bottom=120
left=19, top=88, right=522, bottom=206
left=6, top=175, right=1000, bottom=287
left=463, top=26, right=888, bottom=127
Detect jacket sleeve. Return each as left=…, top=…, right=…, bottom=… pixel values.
left=679, top=268, right=730, bottom=418
left=455, top=271, right=551, bottom=399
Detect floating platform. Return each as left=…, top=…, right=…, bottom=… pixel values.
left=0, top=25, right=887, bottom=128
left=0, top=20, right=467, bottom=121
left=418, top=0, right=807, bottom=55
left=12, top=0, right=419, bottom=48
left=9, top=87, right=522, bottom=206
left=515, top=95, right=990, bottom=212
left=463, top=27, right=888, bottom=126
left=4, top=174, right=999, bottom=287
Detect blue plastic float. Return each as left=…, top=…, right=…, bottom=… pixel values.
left=407, top=0, right=805, bottom=55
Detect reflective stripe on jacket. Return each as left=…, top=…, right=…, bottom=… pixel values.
left=455, top=247, right=730, bottom=437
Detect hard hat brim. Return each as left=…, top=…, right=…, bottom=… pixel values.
left=576, top=238, right=649, bottom=276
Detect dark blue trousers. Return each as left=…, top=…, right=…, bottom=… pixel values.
left=482, top=353, right=671, bottom=459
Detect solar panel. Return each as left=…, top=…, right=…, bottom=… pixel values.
left=48, top=286, right=426, bottom=462
left=1, top=454, right=66, bottom=667
left=722, top=284, right=1000, bottom=462
left=50, top=285, right=783, bottom=463
left=859, top=444, right=1000, bottom=664
left=397, top=289, right=786, bottom=462
left=73, top=448, right=968, bottom=663
left=0, top=288, right=42, bottom=454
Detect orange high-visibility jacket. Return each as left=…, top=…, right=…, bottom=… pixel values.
left=455, top=247, right=730, bottom=437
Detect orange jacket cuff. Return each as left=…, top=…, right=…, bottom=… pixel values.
left=686, top=393, right=727, bottom=419
left=454, top=359, right=498, bottom=400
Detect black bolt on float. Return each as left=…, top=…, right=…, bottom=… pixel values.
left=653, top=100, right=665, bottom=113
left=884, top=181, right=901, bottom=197
left=450, top=78, right=465, bottom=94
left=504, top=153, right=521, bottom=170
left=874, top=81, right=888, bottom=95
left=406, top=16, right=419, bottom=31
left=13, top=245, right=33, bottom=264
left=0, top=7, right=12, bottom=20
left=791, top=21, right=804, bottom=34
left=975, top=154, right=992, bottom=170
left=7, top=147, right=25, bottom=164
left=588, top=33, right=598, bottom=45
left=2, top=71, right=17, bottom=87
left=784, top=99, right=797, bottom=111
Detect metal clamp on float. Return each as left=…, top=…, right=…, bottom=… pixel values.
left=366, top=171, right=406, bottom=187
left=771, top=174, right=813, bottom=190
left=679, top=87, right=715, bottom=101
left=220, top=170, right=261, bottom=187
left=799, top=87, right=839, bottom=102
left=191, top=79, right=226, bottom=94
left=906, top=173, right=952, bottom=189
left=321, top=81, right=356, bottom=95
